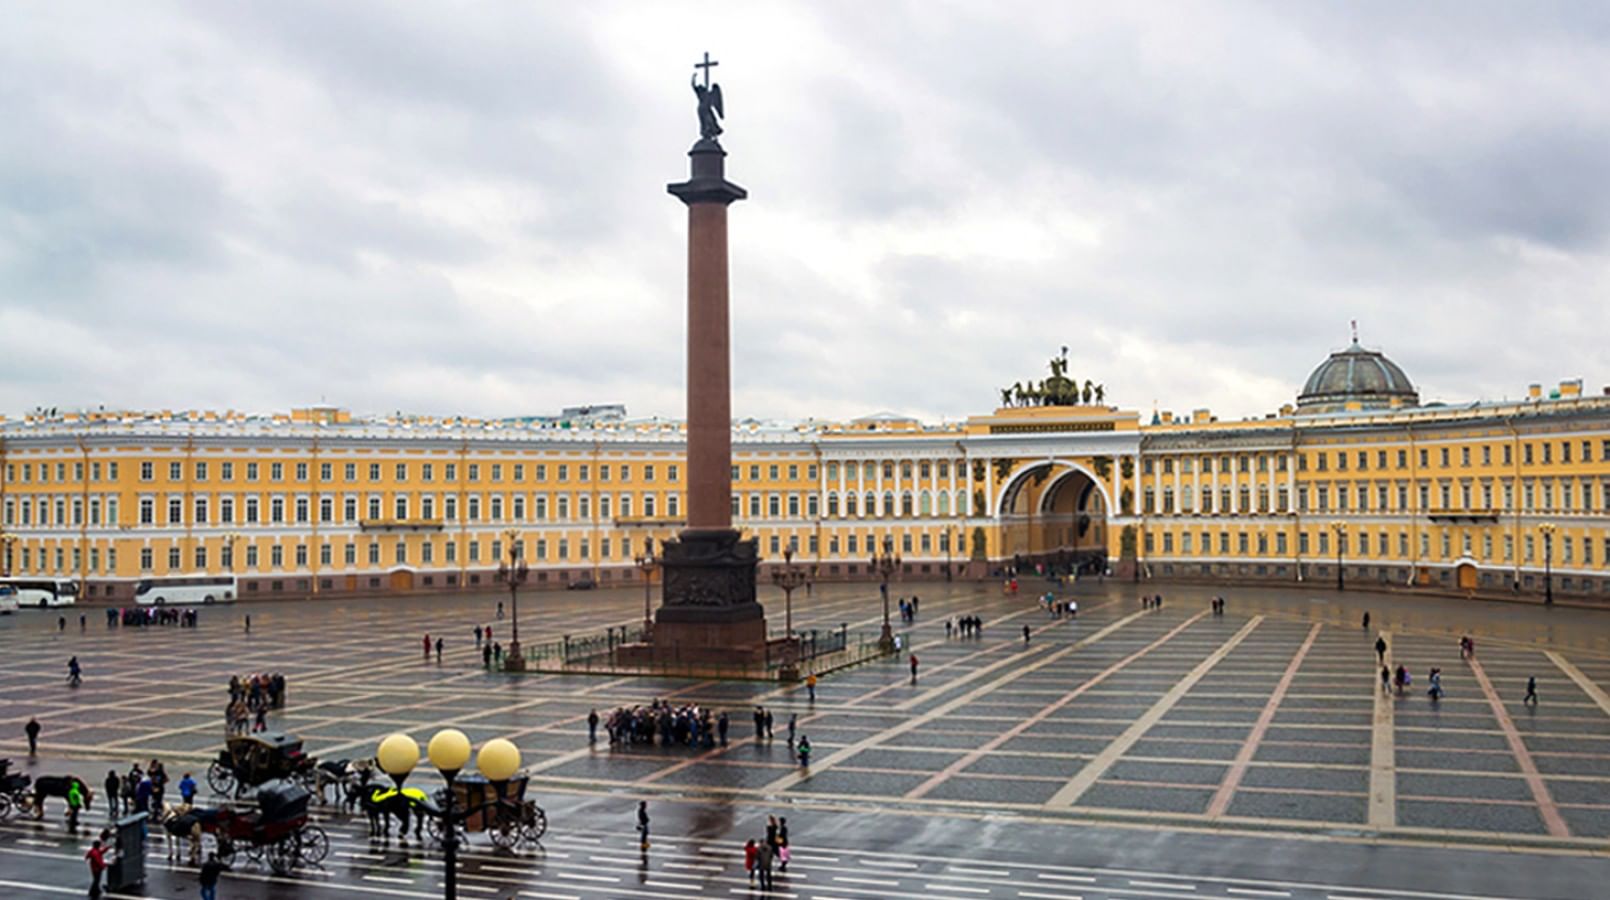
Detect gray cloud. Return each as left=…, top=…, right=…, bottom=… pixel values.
left=3, top=1, right=1609, bottom=426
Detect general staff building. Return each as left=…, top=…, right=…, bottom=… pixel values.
left=3, top=340, right=1609, bottom=603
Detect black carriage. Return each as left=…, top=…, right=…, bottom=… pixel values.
left=208, top=733, right=316, bottom=798
left=0, top=759, right=32, bottom=820
left=427, top=772, right=547, bottom=849
left=197, top=780, right=328, bottom=875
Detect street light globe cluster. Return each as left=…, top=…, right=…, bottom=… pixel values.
left=376, top=731, right=522, bottom=784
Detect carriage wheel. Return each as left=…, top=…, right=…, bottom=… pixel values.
left=298, top=826, right=329, bottom=865
left=488, top=816, right=519, bottom=850
left=0, top=792, right=11, bottom=821
left=521, top=805, right=548, bottom=843
left=206, top=763, right=236, bottom=797
left=267, top=835, right=300, bottom=875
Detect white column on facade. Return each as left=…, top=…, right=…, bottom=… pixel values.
left=948, top=456, right=957, bottom=516
left=1229, top=453, right=1239, bottom=516
left=1193, top=454, right=1203, bottom=516
left=1130, top=455, right=1142, bottom=515
left=1173, top=455, right=1182, bottom=516
left=1110, top=454, right=1122, bottom=517
left=984, top=457, right=995, bottom=520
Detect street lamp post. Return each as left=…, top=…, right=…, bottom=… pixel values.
left=634, top=537, right=656, bottom=640
left=377, top=731, right=522, bottom=900
left=496, top=529, right=529, bottom=671
left=772, top=547, right=807, bottom=680
left=944, top=526, right=954, bottom=582
left=1539, top=522, right=1556, bottom=606
left=1329, top=520, right=1346, bottom=592
left=223, top=531, right=243, bottom=576
left=1, top=532, right=16, bottom=578
left=871, top=535, right=901, bottom=652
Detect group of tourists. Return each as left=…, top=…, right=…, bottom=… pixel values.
left=226, top=673, right=286, bottom=734
left=948, top=615, right=986, bottom=638
left=896, top=595, right=921, bottom=623
left=1038, top=592, right=1078, bottom=617
left=601, top=700, right=729, bottom=749
left=108, top=606, right=199, bottom=628
left=1141, top=594, right=1165, bottom=610
left=743, top=814, right=793, bottom=890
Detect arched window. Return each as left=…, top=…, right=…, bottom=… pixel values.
left=882, top=492, right=895, bottom=517
left=882, top=461, right=894, bottom=479
left=901, top=493, right=915, bottom=517
left=827, top=492, right=840, bottom=517
left=937, top=492, right=950, bottom=516
left=845, top=493, right=858, bottom=516
left=919, top=491, right=932, bottom=516
left=864, top=492, right=876, bottom=516
left=900, top=461, right=913, bottom=478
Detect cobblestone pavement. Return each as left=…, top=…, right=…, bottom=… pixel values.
left=1, top=579, right=1608, bottom=897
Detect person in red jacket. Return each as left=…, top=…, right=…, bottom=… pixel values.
left=744, top=839, right=759, bottom=883
left=909, top=654, right=919, bottom=684
left=85, top=839, right=110, bottom=898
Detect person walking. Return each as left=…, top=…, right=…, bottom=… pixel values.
left=764, top=708, right=775, bottom=740
left=85, top=838, right=109, bottom=898
left=104, top=770, right=121, bottom=819
left=243, top=614, right=250, bottom=633
left=806, top=673, right=817, bottom=703
left=1380, top=665, right=1391, bottom=695
left=198, top=852, right=230, bottom=900
left=1022, top=624, right=1032, bottom=645
left=422, top=634, right=431, bottom=660
left=636, top=801, right=650, bottom=850
left=1362, top=611, right=1370, bottom=630
left=777, top=817, right=790, bottom=871
left=797, top=735, right=812, bottom=767
left=66, top=778, right=85, bottom=832
left=474, top=626, right=483, bottom=648
left=497, top=601, right=505, bottom=620
left=434, top=637, right=444, bottom=662
left=482, top=643, right=493, bottom=669
left=757, top=835, right=775, bottom=890
left=178, top=771, right=197, bottom=806
left=909, top=654, right=919, bottom=684
left=1524, top=676, right=1538, bottom=705
left=588, top=709, right=599, bottom=744
left=787, top=714, right=797, bottom=746
left=67, top=656, right=82, bottom=686
left=945, top=619, right=954, bottom=639
left=25, top=717, right=40, bottom=756
left=1375, top=636, right=1387, bottom=665
left=744, top=839, right=759, bottom=883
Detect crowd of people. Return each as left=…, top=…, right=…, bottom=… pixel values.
left=226, top=673, right=286, bottom=734
left=602, top=700, right=729, bottom=749
left=108, top=606, right=200, bottom=627
left=743, top=814, right=793, bottom=890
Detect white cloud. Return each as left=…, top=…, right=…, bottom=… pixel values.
left=3, top=1, right=1609, bottom=424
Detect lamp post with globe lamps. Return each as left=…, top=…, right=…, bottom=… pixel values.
left=871, top=535, right=900, bottom=652
left=377, top=731, right=523, bottom=900
left=1, top=532, right=16, bottom=577
left=496, top=529, right=529, bottom=671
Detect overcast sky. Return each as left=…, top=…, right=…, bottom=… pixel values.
left=4, top=2, right=1609, bottom=424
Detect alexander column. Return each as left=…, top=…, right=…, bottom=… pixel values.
left=650, top=53, right=768, bottom=664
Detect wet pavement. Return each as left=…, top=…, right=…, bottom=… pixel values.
left=1, top=577, right=1608, bottom=897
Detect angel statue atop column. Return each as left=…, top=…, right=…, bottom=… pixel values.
left=693, top=74, right=724, bottom=140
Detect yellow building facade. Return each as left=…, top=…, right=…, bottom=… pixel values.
left=3, top=343, right=1609, bottom=602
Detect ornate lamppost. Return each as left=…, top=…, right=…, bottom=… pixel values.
left=1329, top=520, right=1346, bottom=592
left=772, top=547, right=807, bottom=680
left=944, top=525, right=955, bottom=582
left=496, top=529, right=529, bottom=671
left=633, top=537, right=656, bottom=640
left=1, top=531, right=17, bottom=577
left=1538, top=522, right=1556, bottom=606
left=377, top=731, right=522, bottom=900
left=871, top=535, right=901, bottom=652
left=222, top=531, right=243, bottom=576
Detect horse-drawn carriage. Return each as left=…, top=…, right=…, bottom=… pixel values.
left=208, top=733, right=316, bottom=798
left=0, top=762, right=91, bottom=823
left=176, top=780, right=327, bottom=875
left=0, top=759, right=32, bottom=819
left=426, top=772, right=547, bottom=850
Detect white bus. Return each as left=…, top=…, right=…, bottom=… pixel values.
left=0, top=586, right=18, bottom=615
left=134, top=576, right=238, bottom=606
left=0, top=579, right=79, bottom=608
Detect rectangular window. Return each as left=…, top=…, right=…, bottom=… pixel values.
left=396, top=463, right=408, bottom=482
left=295, top=462, right=308, bottom=481
left=141, top=461, right=154, bottom=481
left=270, top=462, right=284, bottom=481
left=345, top=463, right=357, bottom=481
left=170, top=461, right=183, bottom=481
left=271, top=545, right=284, bottom=568
left=369, top=541, right=381, bottom=565
left=320, top=462, right=332, bottom=481
left=491, top=464, right=502, bottom=482
left=423, top=463, right=435, bottom=482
